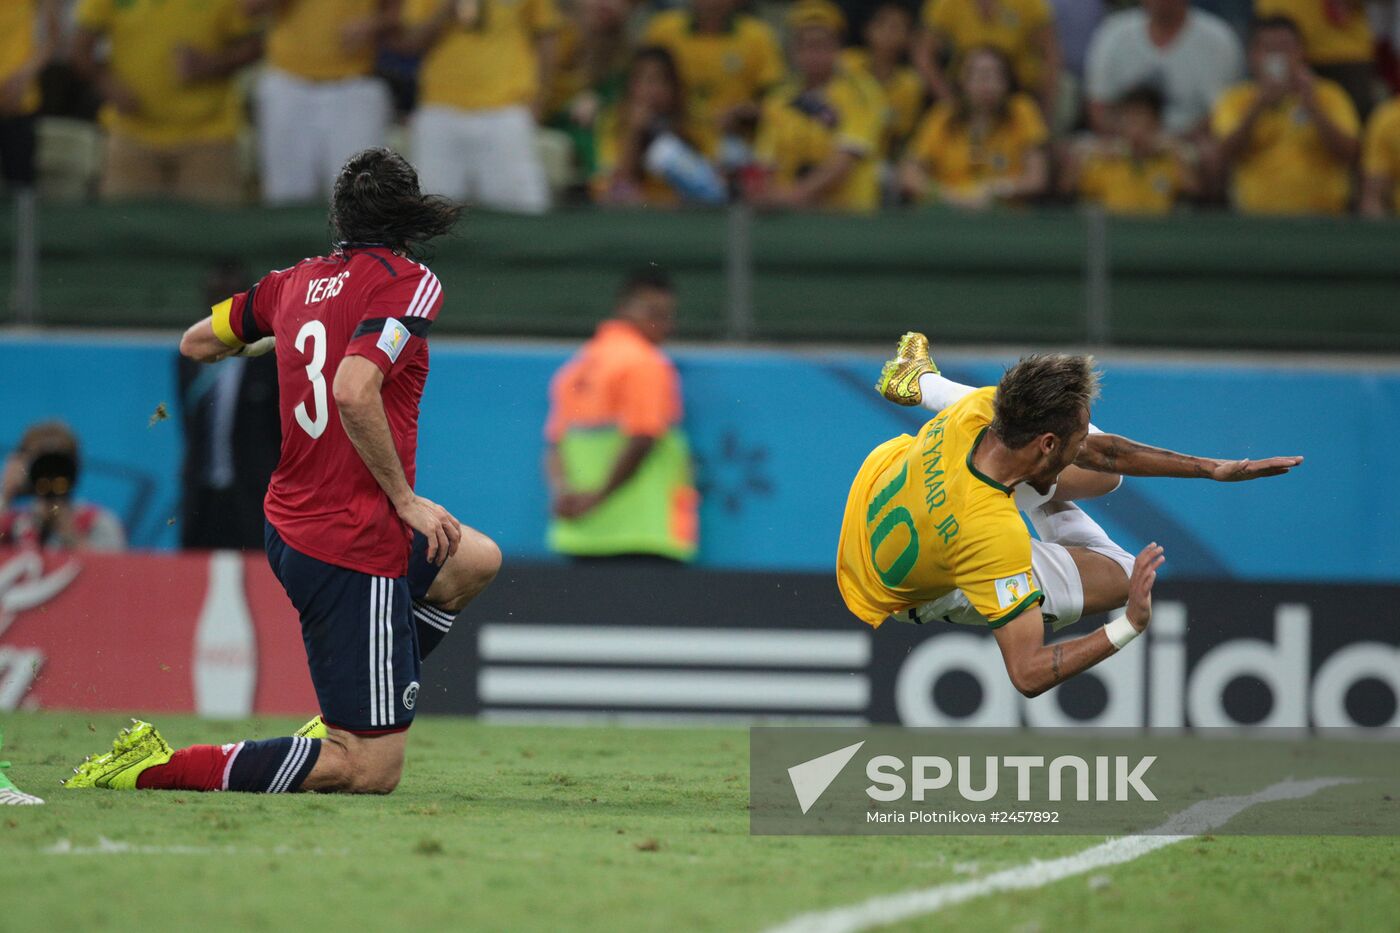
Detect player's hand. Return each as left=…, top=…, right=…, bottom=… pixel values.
left=1206, top=455, right=1303, bottom=482
left=235, top=336, right=276, bottom=358
left=1126, top=543, right=1165, bottom=633
left=397, top=495, right=462, bottom=565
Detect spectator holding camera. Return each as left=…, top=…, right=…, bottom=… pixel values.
left=1212, top=15, right=1359, bottom=215
left=899, top=45, right=1048, bottom=210
left=0, top=422, right=126, bottom=552
left=592, top=46, right=725, bottom=206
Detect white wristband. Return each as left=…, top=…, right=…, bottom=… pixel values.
left=1104, top=614, right=1139, bottom=651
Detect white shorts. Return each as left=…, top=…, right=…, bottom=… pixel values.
left=893, top=539, right=1086, bottom=632
left=409, top=104, right=549, bottom=214
left=255, top=67, right=391, bottom=205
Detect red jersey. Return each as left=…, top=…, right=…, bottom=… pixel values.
left=218, top=245, right=443, bottom=577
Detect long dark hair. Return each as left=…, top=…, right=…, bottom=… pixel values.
left=950, top=45, right=1016, bottom=128
left=624, top=45, right=690, bottom=134
left=330, top=148, right=462, bottom=257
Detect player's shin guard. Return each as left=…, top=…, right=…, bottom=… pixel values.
left=412, top=599, right=458, bottom=659
left=1028, top=502, right=1135, bottom=578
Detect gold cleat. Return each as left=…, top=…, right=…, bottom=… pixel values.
left=875, top=331, right=939, bottom=406
left=62, top=720, right=172, bottom=790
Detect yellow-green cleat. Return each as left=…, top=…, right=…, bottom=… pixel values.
left=294, top=715, right=328, bottom=740
left=875, top=331, right=939, bottom=406
left=62, top=720, right=173, bottom=790
left=0, top=730, right=44, bottom=805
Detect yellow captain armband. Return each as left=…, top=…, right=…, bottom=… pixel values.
left=210, top=297, right=244, bottom=349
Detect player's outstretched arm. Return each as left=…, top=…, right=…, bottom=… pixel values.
left=179, top=316, right=274, bottom=363
left=992, top=543, right=1164, bottom=697
left=333, top=356, right=462, bottom=564
left=1075, top=433, right=1303, bottom=482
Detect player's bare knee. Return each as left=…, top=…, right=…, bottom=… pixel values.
left=431, top=530, right=501, bottom=612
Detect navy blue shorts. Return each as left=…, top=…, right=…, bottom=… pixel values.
left=266, top=524, right=441, bottom=734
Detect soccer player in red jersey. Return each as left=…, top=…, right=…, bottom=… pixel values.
left=64, top=149, right=501, bottom=795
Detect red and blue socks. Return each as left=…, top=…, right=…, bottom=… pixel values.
left=136, top=736, right=320, bottom=793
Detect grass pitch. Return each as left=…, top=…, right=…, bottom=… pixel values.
left=2, top=712, right=1397, bottom=932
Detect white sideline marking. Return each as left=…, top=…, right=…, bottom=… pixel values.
left=764, top=777, right=1354, bottom=933
left=43, top=837, right=346, bottom=857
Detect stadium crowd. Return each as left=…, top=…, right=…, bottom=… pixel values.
left=6, top=0, right=1400, bottom=216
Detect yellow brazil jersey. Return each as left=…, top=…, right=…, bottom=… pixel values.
left=0, top=0, right=40, bottom=116
left=906, top=92, right=1046, bottom=196
left=1255, top=0, right=1372, bottom=65
left=840, top=49, right=925, bottom=157
left=75, top=0, right=254, bottom=146
left=642, top=10, right=785, bottom=154
left=405, top=0, right=562, bottom=111
left=922, top=0, right=1051, bottom=92
left=1363, top=97, right=1400, bottom=210
left=837, top=387, right=1043, bottom=629
left=755, top=70, right=886, bottom=212
left=1211, top=79, right=1359, bottom=215
left=266, top=0, right=378, bottom=81
left=1078, top=149, right=1184, bottom=216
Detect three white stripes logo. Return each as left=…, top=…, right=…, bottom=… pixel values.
left=266, top=736, right=312, bottom=793
left=413, top=600, right=454, bottom=633
left=405, top=264, right=440, bottom=319
left=370, top=578, right=396, bottom=727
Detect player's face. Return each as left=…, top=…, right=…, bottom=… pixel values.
left=1031, top=407, right=1090, bottom=485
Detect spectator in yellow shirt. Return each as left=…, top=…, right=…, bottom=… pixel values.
left=73, top=0, right=262, bottom=205
left=914, top=0, right=1061, bottom=117
left=1360, top=95, right=1400, bottom=216
left=0, top=0, right=60, bottom=193
left=245, top=0, right=399, bottom=205
left=750, top=0, right=885, bottom=213
left=1212, top=16, right=1359, bottom=216
left=899, top=45, right=1048, bottom=209
left=398, top=0, right=563, bottom=213
left=1255, top=0, right=1375, bottom=116
left=841, top=1, right=926, bottom=159
left=592, top=46, right=723, bottom=207
left=642, top=0, right=785, bottom=155
left=1062, top=85, right=1197, bottom=215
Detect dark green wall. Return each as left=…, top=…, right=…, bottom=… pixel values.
left=4, top=202, right=1398, bottom=350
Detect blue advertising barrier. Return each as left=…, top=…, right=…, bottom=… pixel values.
left=3, top=332, right=1395, bottom=583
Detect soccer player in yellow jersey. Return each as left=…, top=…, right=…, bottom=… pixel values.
left=751, top=0, right=885, bottom=213
left=1212, top=16, right=1359, bottom=216
left=839, top=334, right=1301, bottom=698
left=246, top=0, right=398, bottom=204
left=0, top=0, right=60, bottom=193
